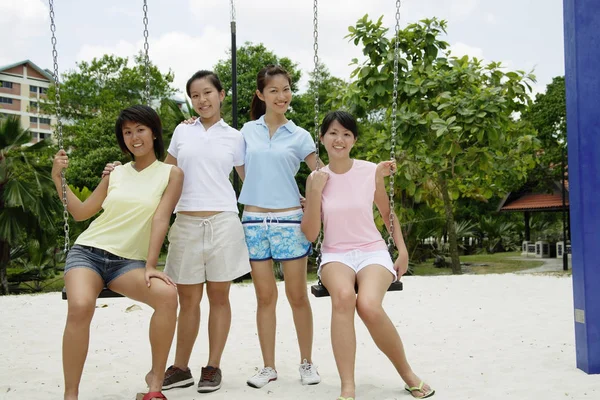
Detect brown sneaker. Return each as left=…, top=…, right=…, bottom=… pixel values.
left=197, top=366, right=222, bottom=393
left=162, top=365, right=194, bottom=390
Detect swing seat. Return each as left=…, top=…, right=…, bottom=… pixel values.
left=311, top=280, right=403, bottom=298
left=61, top=287, right=123, bottom=300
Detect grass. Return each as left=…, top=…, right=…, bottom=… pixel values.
left=411, top=251, right=545, bottom=276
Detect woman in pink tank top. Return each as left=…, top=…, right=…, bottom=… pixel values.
left=301, top=111, right=434, bottom=399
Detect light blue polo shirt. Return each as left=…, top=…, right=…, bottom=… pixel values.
left=239, top=116, right=316, bottom=208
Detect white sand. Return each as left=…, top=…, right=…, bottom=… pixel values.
left=1, top=275, right=599, bottom=400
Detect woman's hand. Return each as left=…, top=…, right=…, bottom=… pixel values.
left=308, top=170, right=329, bottom=193
left=181, top=116, right=198, bottom=125
left=52, top=150, right=69, bottom=180
left=394, top=256, right=408, bottom=280
left=377, top=160, right=397, bottom=177
left=102, top=161, right=122, bottom=178
left=145, top=266, right=176, bottom=287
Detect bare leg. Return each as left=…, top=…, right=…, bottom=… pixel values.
left=109, top=269, right=178, bottom=396
left=356, top=265, right=432, bottom=397
left=282, top=257, right=314, bottom=363
left=63, top=269, right=104, bottom=400
left=250, top=260, right=278, bottom=369
left=321, top=263, right=358, bottom=399
left=206, top=281, right=232, bottom=368
left=172, top=284, right=204, bottom=369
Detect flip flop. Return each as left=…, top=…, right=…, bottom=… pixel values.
left=404, top=381, right=435, bottom=398
left=136, top=392, right=167, bottom=400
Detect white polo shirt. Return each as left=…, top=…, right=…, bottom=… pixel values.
left=167, top=118, right=245, bottom=213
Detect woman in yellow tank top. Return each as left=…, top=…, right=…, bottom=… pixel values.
left=51, top=105, right=184, bottom=400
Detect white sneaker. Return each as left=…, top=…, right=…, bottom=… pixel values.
left=247, top=367, right=278, bottom=388
left=299, top=359, right=321, bottom=385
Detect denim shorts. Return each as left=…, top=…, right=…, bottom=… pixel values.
left=242, top=210, right=312, bottom=262
left=65, top=244, right=146, bottom=285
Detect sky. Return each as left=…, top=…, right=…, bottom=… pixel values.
left=2, top=0, right=565, bottom=100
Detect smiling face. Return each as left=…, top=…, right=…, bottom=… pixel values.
left=121, top=121, right=156, bottom=160
left=189, top=77, right=225, bottom=124
left=321, top=119, right=357, bottom=160
left=257, top=74, right=292, bottom=116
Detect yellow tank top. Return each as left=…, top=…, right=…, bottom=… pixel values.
left=75, top=161, right=173, bottom=260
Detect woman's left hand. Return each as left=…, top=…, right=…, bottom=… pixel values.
left=377, top=160, right=397, bottom=177
left=145, top=267, right=176, bottom=287
left=394, top=256, right=408, bottom=280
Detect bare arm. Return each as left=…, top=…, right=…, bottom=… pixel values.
left=235, top=165, right=245, bottom=182
left=145, top=166, right=184, bottom=269
left=301, top=171, right=328, bottom=242
left=304, top=152, right=326, bottom=172
left=52, top=150, right=108, bottom=221
left=164, top=153, right=177, bottom=166
left=374, top=168, right=408, bottom=276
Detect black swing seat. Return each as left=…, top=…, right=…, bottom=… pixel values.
left=311, top=280, right=403, bottom=298
left=61, top=286, right=124, bottom=300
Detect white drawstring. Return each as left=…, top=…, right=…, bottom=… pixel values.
left=199, top=218, right=214, bottom=244
left=262, top=213, right=280, bottom=229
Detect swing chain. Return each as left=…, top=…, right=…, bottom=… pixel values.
left=142, top=0, right=151, bottom=105
left=48, top=0, right=70, bottom=253
left=230, top=0, right=236, bottom=22
left=312, top=0, right=320, bottom=169
left=388, top=0, right=401, bottom=249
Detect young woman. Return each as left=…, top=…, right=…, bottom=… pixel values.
left=54, top=105, right=184, bottom=400
left=240, top=65, right=321, bottom=388
left=301, top=111, right=435, bottom=400
left=106, top=71, right=252, bottom=393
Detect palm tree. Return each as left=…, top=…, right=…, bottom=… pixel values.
left=0, top=116, right=60, bottom=294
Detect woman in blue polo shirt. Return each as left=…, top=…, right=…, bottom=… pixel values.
left=240, top=65, right=321, bottom=388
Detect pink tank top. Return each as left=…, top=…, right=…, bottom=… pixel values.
left=321, top=160, right=388, bottom=253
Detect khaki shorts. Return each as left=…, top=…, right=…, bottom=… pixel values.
left=164, top=212, right=251, bottom=284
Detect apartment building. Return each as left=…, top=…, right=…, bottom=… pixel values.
left=0, top=60, right=56, bottom=142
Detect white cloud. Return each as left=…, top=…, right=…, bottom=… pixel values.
left=485, top=12, right=497, bottom=24
left=75, top=27, right=230, bottom=97
left=0, top=0, right=48, bottom=65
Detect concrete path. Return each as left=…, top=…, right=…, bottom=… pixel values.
left=510, top=255, right=572, bottom=273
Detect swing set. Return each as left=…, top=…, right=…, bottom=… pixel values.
left=50, top=0, right=403, bottom=300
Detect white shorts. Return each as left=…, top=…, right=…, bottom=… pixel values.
left=164, top=212, right=251, bottom=284
left=319, top=249, right=397, bottom=281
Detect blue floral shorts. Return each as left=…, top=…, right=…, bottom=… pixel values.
left=242, top=210, right=312, bottom=262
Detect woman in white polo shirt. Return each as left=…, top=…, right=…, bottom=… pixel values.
left=241, top=65, right=321, bottom=389
left=161, top=70, right=252, bottom=393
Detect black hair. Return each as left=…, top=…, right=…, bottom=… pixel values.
left=250, top=65, right=292, bottom=120
left=186, top=70, right=224, bottom=97
left=320, top=110, right=359, bottom=139
left=115, top=105, right=164, bottom=160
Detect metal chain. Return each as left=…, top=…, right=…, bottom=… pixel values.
left=312, top=0, right=320, bottom=170
left=48, top=0, right=69, bottom=253
left=230, top=0, right=236, bottom=22
left=142, top=0, right=151, bottom=105
left=388, top=0, right=401, bottom=250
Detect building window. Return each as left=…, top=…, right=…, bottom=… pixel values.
left=39, top=87, right=48, bottom=95
left=30, top=116, right=38, bottom=123
left=0, top=97, right=14, bottom=104
left=39, top=117, right=51, bottom=124
left=39, top=132, right=51, bottom=140
left=31, top=132, right=39, bottom=140
left=30, top=85, right=38, bottom=93
left=0, top=81, right=13, bottom=89
left=30, top=101, right=38, bottom=109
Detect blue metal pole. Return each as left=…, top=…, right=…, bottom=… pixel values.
left=563, top=0, right=600, bottom=374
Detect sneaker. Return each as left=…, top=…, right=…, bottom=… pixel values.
left=197, top=366, right=222, bottom=393
left=299, top=359, right=321, bottom=385
left=247, top=367, right=278, bottom=388
left=162, top=365, right=194, bottom=390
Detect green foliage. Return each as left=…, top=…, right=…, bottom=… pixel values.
left=213, top=43, right=302, bottom=127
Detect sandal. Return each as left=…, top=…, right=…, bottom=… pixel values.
left=404, top=381, right=435, bottom=398
left=136, top=392, right=167, bottom=400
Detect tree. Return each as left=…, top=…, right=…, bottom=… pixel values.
left=339, top=16, right=538, bottom=274
left=45, top=54, right=176, bottom=189
left=213, top=42, right=301, bottom=127
left=0, top=116, right=60, bottom=294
